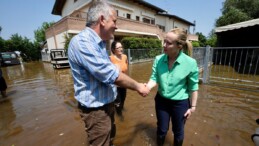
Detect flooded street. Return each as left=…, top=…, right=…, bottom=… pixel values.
left=0, top=61, right=258, bottom=146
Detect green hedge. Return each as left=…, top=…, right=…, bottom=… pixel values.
left=121, top=37, right=162, bottom=49
left=192, top=41, right=200, bottom=47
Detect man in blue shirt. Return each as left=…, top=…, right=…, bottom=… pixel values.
left=68, top=1, right=149, bottom=146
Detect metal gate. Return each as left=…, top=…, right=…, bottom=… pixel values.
left=196, top=46, right=259, bottom=91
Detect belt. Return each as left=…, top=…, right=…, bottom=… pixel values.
left=78, top=102, right=114, bottom=112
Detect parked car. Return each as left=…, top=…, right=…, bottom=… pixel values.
left=0, top=52, right=21, bottom=66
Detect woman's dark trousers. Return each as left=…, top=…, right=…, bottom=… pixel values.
left=155, top=93, right=189, bottom=146
left=114, top=87, right=127, bottom=116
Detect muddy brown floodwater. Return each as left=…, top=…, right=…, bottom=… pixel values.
left=0, top=61, right=258, bottom=146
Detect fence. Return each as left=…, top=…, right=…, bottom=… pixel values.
left=44, top=47, right=259, bottom=91
left=125, top=47, right=210, bottom=73
left=124, top=48, right=163, bottom=64
left=124, top=48, right=209, bottom=81
left=200, top=46, right=259, bottom=91
left=125, top=47, right=259, bottom=91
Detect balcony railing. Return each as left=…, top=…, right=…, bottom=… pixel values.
left=45, top=16, right=86, bottom=39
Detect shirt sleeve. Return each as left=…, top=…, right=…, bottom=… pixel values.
left=187, top=60, right=199, bottom=91
left=70, top=37, right=119, bottom=84
left=150, top=57, right=158, bottom=83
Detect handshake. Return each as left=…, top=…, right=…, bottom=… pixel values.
left=137, top=82, right=151, bottom=97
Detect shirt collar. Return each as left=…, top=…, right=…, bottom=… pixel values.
left=85, top=27, right=106, bottom=47
left=163, top=51, right=185, bottom=64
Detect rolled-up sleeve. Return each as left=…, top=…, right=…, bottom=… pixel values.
left=187, top=61, right=199, bottom=91
left=150, top=57, right=158, bottom=83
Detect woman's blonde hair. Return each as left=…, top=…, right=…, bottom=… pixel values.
left=170, top=28, right=193, bottom=57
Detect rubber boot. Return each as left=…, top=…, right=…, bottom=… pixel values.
left=174, top=139, right=183, bottom=146
left=156, top=136, right=165, bottom=146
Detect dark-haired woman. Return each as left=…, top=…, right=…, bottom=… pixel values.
left=110, top=41, right=128, bottom=119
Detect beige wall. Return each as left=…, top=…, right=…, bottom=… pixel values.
left=46, top=37, right=56, bottom=50
left=56, top=32, right=66, bottom=49
left=58, top=0, right=191, bottom=34
left=61, top=0, right=91, bottom=17
left=156, top=15, right=166, bottom=26
left=46, top=32, right=66, bottom=49
left=46, top=0, right=195, bottom=50
left=110, top=0, right=156, bottom=22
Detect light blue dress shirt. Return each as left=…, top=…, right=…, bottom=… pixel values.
left=68, top=27, right=119, bottom=108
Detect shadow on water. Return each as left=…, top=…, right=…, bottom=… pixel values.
left=0, top=61, right=258, bottom=146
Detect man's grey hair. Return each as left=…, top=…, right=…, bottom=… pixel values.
left=86, top=0, right=115, bottom=27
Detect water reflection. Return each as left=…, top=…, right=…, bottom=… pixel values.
left=0, top=61, right=258, bottom=146
left=4, top=63, right=25, bottom=80
left=191, top=84, right=259, bottom=146
left=0, top=98, right=23, bottom=146
left=210, top=65, right=259, bottom=90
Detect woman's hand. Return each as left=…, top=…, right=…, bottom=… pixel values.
left=184, top=107, right=196, bottom=119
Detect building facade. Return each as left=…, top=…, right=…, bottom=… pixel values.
left=44, top=0, right=197, bottom=61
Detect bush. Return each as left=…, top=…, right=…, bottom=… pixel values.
left=192, top=41, right=200, bottom=47
left=121, top=37, right=162, bottom=49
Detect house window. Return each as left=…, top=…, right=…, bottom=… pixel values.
left=136, top=16, right=140, bottom=21
left=157, top=25, right=165, bottom=32
left=74, top=0, right=77, bottom=2
left=116, top=10, right=119, bottom=16
left=151, top=19, right=155, bottom=24
left=126, top=13, right=131, bottom=19
left=143, top=18, right=150, bottom=24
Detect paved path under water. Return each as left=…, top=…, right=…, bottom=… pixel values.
left=0, top=62, right=258, bottom=146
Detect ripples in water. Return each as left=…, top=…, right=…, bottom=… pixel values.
left=0, top=61, right=258, bottom=146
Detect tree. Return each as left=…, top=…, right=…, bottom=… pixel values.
left=222, top=0, right=259, bottom=18
left=0, top=37, right=5, bottom=51
left=63, top=33, right=74, bottom=53
left=213, top=0, right=259, bottom=46
left=216, top=0, right=259, bottom=27
left=192, top=41, right=200, bottom=47
left=196, top=32, right=207, bottom=47
left=33, top=21, right=55, bottom=60
left=0, top=22, right=54, bottom=61
left=4, top=34, right=40, bottom=61
left=206, top=30, right=217, bottom=47
left=216, top=7, right=251, bottom=27
left=0, top=26, right=2, bottom=36
left=34, top=22, right=55, bottom=43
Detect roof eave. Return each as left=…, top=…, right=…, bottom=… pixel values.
left=157, top=13, right=195, bottom=26
left=131, top=0, right=166, bottom=13
left=52, top=0, right=66, bottom=16
left=215, top=18, right=259, bottom=33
